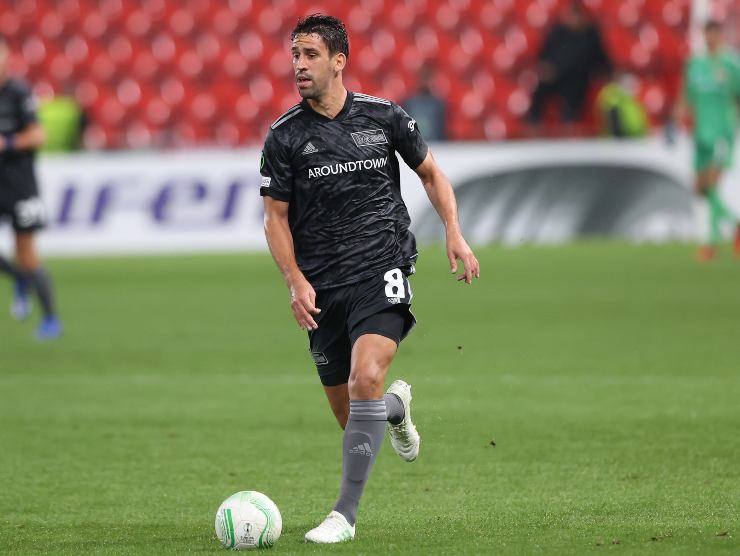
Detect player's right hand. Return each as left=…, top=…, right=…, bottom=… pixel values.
left=289, top=276, right=321, bottom=331
left=447, top=232, right=480, bottom=285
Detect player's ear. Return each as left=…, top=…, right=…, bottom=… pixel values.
left=333, top=53, right=346, bottom=72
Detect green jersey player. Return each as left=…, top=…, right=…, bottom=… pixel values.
left=680, top=20, right=740, bottom=261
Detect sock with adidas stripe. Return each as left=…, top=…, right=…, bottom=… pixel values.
left=332, top=399, right=387, bottom=526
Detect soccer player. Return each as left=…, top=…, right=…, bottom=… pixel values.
left=0, top=35, right=61, bottom=339
left=260, top=14, right=480, bottom=544
left=679, top=20, right=740, bottom=261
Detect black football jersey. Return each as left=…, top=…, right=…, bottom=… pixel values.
left=0, top=78, right=39, bottom=199
left=260, top=91, right=429, bottom=290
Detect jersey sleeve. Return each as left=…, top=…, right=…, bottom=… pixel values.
left=259, top=129, right=293, bottom=202
left=390, top=102, right=429, bottom=170
left=15, top=81, right=39, bottom=127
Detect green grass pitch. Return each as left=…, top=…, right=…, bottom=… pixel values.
left=1, top=242, right=738, bottom=554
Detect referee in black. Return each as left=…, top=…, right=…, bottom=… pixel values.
left=0, top=35, right=61, bottom=340
left=260, top=15, right=479, bottom=543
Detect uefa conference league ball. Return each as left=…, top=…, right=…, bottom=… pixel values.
left=215, top=491, right=282, bottom=550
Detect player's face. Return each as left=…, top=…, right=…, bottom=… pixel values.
left=705, top=27, right=722, bottom=53
left=291, top=33, right=344, bottom=100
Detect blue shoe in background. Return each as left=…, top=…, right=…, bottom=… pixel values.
left=11, top=280, right=31, bottom=320
left=35, top=317, right=63, bottom=340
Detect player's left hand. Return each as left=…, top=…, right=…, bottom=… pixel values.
left=446, top=232, right=480, bottom=284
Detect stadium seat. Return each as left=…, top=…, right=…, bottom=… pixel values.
left=132, top=51, right=159, bottom=83
left=389, top=3, right=417, bottom=32
left=0, top=11, right=21, bottom=36
left=82, top=11, right=108, bottom=40
left=40, top=12, right=64, bottom=40
left=483, top=113, right=508, bottom=140
left=125, top=9, right=153, bottom=38
left=90, top=52, right=116, bottom=83
left=145, top=97, right=172, bottom=127
left=64, top=35, right=91, bottom=68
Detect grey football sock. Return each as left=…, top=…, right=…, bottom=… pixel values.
left=22, top=268, right=57, bottom=319
left=333, top=399, right=387, bottom=526
left=384, top=393, right=404, bottom=425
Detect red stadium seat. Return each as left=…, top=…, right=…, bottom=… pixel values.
left=214, top=121, right=241, bottom=146
left=125, top=9, right=154, bottom=39
left=190, top=92, right=218, bottom=124
left=64, top=35, right=91, bottom=68
left=89, top=52, right=117, bottom=83
left=0, top=12, right=21, bottom=36
left=82, top=11, right=108, bottom=40
left=149, top=33, right=179, bottom=67
left=124, top=119, right=153, bottom=149
left=21, top=35, right=48, bottom=69
left=483, top=113, right=509, bottom=140
left=389, top=3, right=417, bottom=32
left=82, top=122, right=110, bottom=150
left=145, top=97, right=172, bottom=127
left=212, top=8, right=238, bottom=37
left=39, top=12, right=64, bottom=40
left=159, top=77, right=186, bottom=108
left=435, top=3, right=462, bottom=32
left=638, top=80, right=667, bottom=121
left=132, top=51, right=159, bottom=83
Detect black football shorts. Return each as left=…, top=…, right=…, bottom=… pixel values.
left=308, top=266, right=416, bottom=386
left=0, top=194, right=46, bottom=232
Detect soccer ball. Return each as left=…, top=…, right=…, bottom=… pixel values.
left=214, top=491, right=282, bottom=550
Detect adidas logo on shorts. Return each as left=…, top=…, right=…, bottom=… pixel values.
left=349, top=442, right=373, bottom=456
left=301, top=141, right=318, bottom=155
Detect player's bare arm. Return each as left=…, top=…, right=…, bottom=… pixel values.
left=0, top=122, right=45, bottom=151
left=414, top=151, right=480, bottom=284
left=263, top=196, right=320, bottom=331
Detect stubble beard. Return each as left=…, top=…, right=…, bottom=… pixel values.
left=297, top=88, right=316, bottom=100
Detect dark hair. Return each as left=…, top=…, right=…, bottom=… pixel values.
left=291, top=14, right=349, bottom=59
left=704, top=19, right=722, bottom=32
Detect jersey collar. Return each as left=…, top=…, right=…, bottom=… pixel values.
left=301, top=90, right=353, bottom=123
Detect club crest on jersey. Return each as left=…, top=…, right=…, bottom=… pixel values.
left=351, top=129, right=388, bottom=148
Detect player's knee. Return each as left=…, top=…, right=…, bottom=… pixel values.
left=348, top=363, right=384, bottom=397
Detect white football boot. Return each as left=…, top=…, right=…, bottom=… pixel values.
left=304, top=511, right=355, bottom=543
left=386, top=379, right=421, bottom=462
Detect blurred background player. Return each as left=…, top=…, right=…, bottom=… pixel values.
left=527, top=0, right=612, bottom=135
left=402, top=66, right=447, bottom=141
left=37, top=88, right=87, bottom=152
left=0, top=34, right=61, bottom=339
left=595, top=71, right=649, bottom=138
left=678, top=19, right=740, bottom=261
